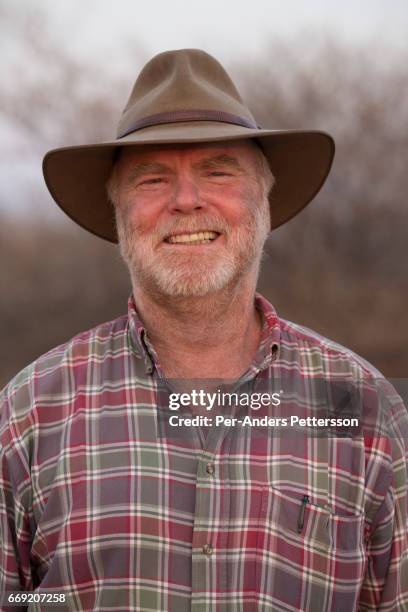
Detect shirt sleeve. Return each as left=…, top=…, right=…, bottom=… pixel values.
left=0, top=385, right=34, bottom=600
left=359, top=383, right=408, bottom=610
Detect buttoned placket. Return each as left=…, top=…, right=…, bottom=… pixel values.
left=190, top=414, right=230, bottom=610
left=126, top=293, right=282, bottom=609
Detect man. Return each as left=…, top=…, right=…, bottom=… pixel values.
left=0, top=49, right=407, bottom=611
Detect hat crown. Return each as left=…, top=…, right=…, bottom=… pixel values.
left=117, top=49, right=257, bottom=138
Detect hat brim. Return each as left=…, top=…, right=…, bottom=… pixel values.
left=42, top=121, right=335, bottom=243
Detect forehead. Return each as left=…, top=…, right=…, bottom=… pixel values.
left=116, top=139, right=260, bottom=168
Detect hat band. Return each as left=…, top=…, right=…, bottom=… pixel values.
left=118, top=109, right=258, bottom=138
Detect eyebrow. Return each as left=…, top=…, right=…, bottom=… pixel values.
left=125, top=162, right=173, bottom=185
left=193, top=154, right=246, bottom=172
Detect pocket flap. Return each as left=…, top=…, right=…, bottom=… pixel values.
left=260, top=486, right=365, bottom=552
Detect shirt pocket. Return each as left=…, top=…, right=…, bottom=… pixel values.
left=256, top=485, right=366, bottom=611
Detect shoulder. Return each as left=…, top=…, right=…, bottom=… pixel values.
left=277, top=316, right=384, bottom=380
left=256, top=292, right=383, bottom=380
left=0, top=314, right=129, bottom=428
left=277, top=317, right=408, bottom=460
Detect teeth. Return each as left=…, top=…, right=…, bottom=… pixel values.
left=167, top=231, right=218, bottom=244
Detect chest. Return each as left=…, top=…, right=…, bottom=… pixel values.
left=30, top=405, right=371, bottom=609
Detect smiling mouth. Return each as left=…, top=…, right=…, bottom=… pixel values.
left=164, top=231, right=220, bottom=245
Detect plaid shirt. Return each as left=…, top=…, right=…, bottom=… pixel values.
left=1, top=292, right=407, bottom=611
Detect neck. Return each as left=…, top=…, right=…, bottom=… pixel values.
left=131, top=271, right=262, bottom=379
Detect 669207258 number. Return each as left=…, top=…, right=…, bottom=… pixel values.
left=4, top=591, right=66, bottom=605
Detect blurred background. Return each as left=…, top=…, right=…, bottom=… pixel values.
left=1, top=0, right=407, bottom=388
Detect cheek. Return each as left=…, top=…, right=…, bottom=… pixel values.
left=211, top=186, right=259, bottom=224
left=120, top=195, right=163, bottom=231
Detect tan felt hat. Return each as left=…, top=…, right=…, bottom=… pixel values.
left=43, top=48, right=335, bottom=243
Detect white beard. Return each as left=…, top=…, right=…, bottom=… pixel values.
left=115, top=196, right=270, bottom=298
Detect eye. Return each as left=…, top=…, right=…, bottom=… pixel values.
left=136, top=177, right=167, bottom=190
left=140, top=177, right=164, bottom=185
left=207, top=171, right=231, bottom=177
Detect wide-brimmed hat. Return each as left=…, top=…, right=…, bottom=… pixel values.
left=43, top=48, right=335, bottom=243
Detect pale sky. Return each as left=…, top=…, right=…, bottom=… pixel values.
left=36, top=0, right=408, bottom=54
left=1, top=0, right=407, bottom=218
left=5, top=0, right=408, bottom=67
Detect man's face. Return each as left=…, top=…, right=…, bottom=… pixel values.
left=112, top=140, right=270, bottom=297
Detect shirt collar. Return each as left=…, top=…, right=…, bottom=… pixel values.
left=127, top=291, right=281, bottom=375
left=252, top=291, right=281, bottom=372
left=127, top=296, right=156, bottom=374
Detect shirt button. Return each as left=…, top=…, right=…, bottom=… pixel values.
left=206, top=462, right=215, bottom=475
left=202, top=544, right=213, bottom=556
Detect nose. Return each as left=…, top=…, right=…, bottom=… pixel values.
left=169, top=172, right=203, bottom=214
